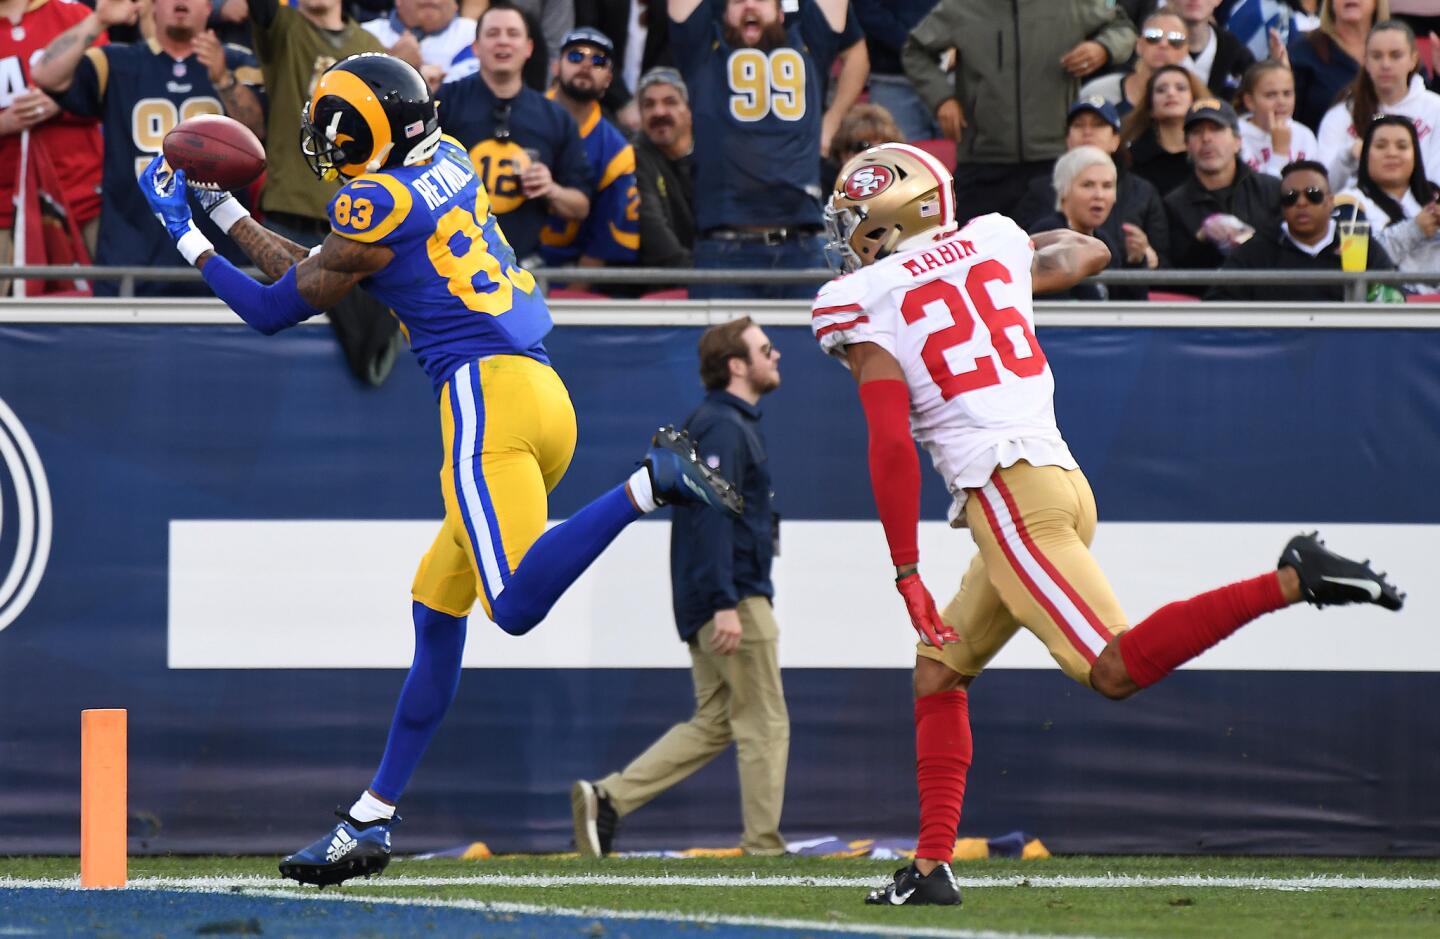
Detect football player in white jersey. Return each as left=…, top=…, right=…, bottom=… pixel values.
left=813, top=142, right=1406, bottom=907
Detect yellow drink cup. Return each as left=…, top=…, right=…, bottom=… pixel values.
left=1339, top=220, right=1370, bottom=272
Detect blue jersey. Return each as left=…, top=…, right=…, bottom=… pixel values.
left=539, top=97, right=639, bottom=265
left=435, top=76, right=592, bottom=259
left=326, top=137, right=552, bottom=396
left=670, top=0, right=843, bottom=231
left=54, top=40, right=264, bottom=294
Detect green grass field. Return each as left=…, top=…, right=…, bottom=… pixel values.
left=4, top=854, right=1440, bottom=938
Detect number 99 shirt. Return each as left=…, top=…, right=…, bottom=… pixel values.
left=671, top=0, right=843, bottom=232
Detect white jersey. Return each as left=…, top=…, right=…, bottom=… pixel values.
left=811, top=213, right=1077, bottom=524
left=1316, top=76, right=1440, bottom=192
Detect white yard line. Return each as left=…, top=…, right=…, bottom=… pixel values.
left=3, top=873, right=1439, bottom=891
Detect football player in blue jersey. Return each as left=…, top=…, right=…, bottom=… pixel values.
left=136, top=52, right=744, bottom=887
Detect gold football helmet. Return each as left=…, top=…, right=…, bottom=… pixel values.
left=824, top=143, right=958, bottom=272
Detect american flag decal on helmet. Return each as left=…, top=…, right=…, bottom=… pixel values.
left=920, top=201, right=940, bottom=217
left=404, top=120, right=425, bottom=138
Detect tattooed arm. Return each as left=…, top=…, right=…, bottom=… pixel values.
left=290, top=235, right=393, bottom=310
left=192, top=30, right=266, bottom=139
left=1030, top=229, right=1111, bottom=296
left=226, top=217, right=314, bottom=281
left=32, top=0, right=139, bottom=92
left=195, top=233, right=392, bottom=333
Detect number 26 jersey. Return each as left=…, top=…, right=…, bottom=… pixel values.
left=812, top=213, right=1077, bottom=522
left=327, top=136, right=552, bottom=396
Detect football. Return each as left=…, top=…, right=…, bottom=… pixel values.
left=162, top=114, right=266, bottom=191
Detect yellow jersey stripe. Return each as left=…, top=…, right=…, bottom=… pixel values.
left=597, top=144, right=636, bottom=192
left=86, top=47, right=109, bottom=99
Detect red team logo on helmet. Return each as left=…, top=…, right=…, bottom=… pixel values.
left=843, top=165, right=894, bottom=200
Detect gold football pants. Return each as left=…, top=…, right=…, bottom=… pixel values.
left=411, top=355, right=577, bottom=619
left=919, top=461, right=1129, bottom=685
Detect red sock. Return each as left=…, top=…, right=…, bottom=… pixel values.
left=914, top=688, right=972, bottom=862
left=1118, top=572, right=1287, bottom=688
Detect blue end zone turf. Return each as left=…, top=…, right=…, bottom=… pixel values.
left=0, top=888, right=892, bottom=938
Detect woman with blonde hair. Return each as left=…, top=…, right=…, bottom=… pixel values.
left=1123, top=63, right=1209, bottom=196
left=1288, top=0, right=1389, bottom=130
left=1028, top=145, right=1155, bottom=300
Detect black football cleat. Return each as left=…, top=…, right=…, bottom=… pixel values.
left=571, top=780, right=618, bottom=858
left=865, top=861, right=963, bottom=906
left=278, top=810, right=397, bottom=888
left=644, top=426, right=744, bottom=517
left=1279, top=531, right=1405, bottom=611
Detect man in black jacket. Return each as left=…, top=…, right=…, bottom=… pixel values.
left=634, top=67, right=696, bottom=273
left=572, top=317, right=789, bottom=859
left=1165, top=98, right=1282, bottom=271
left=1207, top=160, right=1396, bottom=302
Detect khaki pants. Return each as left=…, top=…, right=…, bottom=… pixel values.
left=599, top=596, right=790, bottom=855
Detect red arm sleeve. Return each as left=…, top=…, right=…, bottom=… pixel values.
left=858, top=378, right=920, bottom=567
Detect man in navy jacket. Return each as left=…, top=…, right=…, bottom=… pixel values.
left=571, top=316, right=790, bottom=859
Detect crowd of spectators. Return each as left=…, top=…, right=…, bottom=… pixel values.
left=4, top=0, right=1440, bottom=304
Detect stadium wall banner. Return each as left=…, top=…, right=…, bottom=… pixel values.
left=0, top=303, right=1437, bottom=857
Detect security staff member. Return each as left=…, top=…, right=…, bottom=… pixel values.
left=571, top=316, right=789, bottom=858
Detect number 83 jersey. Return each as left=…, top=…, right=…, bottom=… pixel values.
left=327, top=135, right=552, bottom=395
left=812, top=214, right=1078, bottom=523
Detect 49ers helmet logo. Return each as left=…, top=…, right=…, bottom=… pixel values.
left=843, top=165, right=894, bottom=200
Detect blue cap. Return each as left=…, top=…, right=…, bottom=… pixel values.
left=1067, top=95, right=1121, bottom=132
left=560, top=27, right=615, bottom=58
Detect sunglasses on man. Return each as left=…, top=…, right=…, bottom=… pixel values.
left=565, top=49, right=611, bottom=67
left=1142, top=28, right=1187, bottom=49
left=1280, top=187, right=1327, bottom=207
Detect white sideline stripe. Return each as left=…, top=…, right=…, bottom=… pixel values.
left=0, top=879, right=1091, bottom=939
left=168, top=522, right=1440, bottom=670
left=4, top=873, right=1440, bottom=890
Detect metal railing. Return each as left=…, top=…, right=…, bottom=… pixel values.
left=1, top=264, right=1436, bottom=303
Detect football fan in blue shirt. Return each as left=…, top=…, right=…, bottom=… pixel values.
left=669, top=0, right=847, bottom=299
left=540, top=27, right=640, bottom=269
left=439, top=1, right=590, bottom=262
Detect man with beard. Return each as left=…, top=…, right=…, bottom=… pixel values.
left=572, top=316, right=789, bottom=859
left=442, top=2, right=591, bottom=263
left=634, top=67, right=696, bottom=272
left=539, top=28, right=639, bottom=271
left=33, top=0, right=265, bottom=296
left=669, top=0, right=847, bottom=300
